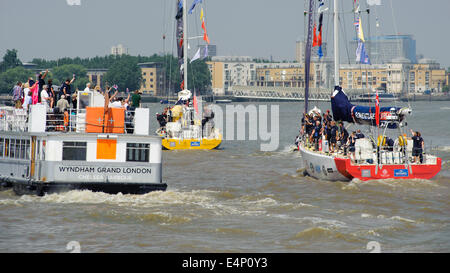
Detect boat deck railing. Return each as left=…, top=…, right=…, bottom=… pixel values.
left=301, top=137, right=437, bottom=165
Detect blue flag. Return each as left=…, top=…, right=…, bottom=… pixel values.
left=188, top=0, right=202, bottom=14
left=318, top=45, right=323, bottom=59
left=356, top=41, right=371, bottom=64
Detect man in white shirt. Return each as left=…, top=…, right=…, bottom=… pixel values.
left=84, top=82, right=91, bottom=92
left=41, top=85, right=50, bottom=107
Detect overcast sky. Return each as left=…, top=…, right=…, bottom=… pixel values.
left=1, top=0, right=449, bottom=68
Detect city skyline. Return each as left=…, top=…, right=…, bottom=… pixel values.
left=1, top=0, right=449, bottom=68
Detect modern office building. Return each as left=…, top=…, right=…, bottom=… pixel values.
left=197, top=44, right=217, bottom=57
left=349, top=35, right=417, bottom=64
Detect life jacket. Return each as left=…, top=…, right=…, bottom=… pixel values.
left=64, top=111, right=69, bottom=127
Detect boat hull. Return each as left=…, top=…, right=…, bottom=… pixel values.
left=299, top=145, right=350, bottom=181
left=334, top=157, right=442, bottom=181
left=6, top=180, right=167, bottom=196
left=161, top=134, right=222, bottom=150
left=299, top=144, right=442, bottom=181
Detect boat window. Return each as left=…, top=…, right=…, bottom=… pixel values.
left=62, top=141, right=87, bottom=161
left=126, top=143, right=150, bottom=162
left=9, top=139, right=15, bottom=158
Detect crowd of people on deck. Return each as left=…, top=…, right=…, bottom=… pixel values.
left=297, top=109, right=425, bottom=163
left=9, top=70, right=143, bottom=133
left=10, top=71, right=143, bottom=113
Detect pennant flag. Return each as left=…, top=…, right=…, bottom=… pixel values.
left=180, top=80, right=184, bottom=90
left=193, top=93, right=199, bottom=113
left=66, top=0, right=81, bottom=6
left=356, top=41, right=371, bottom=64
left=318, top=46, right=324, bottom=59
left=312, top=24, right=318, bottom=47
left=189, top=0, right=203, bottom=14
left=367, top=0, right=381, bottom=6
left=375, top=90, right=380, bottom=127
left=190, top=47, right=201, bottom=63
left=200, top=7, right=204, bottom=21
left=357, top=17, right=365, bottom=42
left=201, top=19, right=210, bottom=44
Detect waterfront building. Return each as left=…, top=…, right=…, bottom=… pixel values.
left=86, top=68, right=108, bottom=90
left=206, top=56, right=257, bottom=96
left=137, top=62, right=165, bottom=96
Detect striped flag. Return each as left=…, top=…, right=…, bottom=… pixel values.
left=375, top=90, right=380, bottom=127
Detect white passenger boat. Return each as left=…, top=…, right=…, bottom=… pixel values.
left=0, top=90, right=166, bottom=196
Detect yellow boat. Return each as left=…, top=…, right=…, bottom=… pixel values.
left=156, top=90, right=222, bottom=150
left=158, top=2, right=222, bottom=150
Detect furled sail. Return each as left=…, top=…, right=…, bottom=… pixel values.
left=331, top=86, right=407, bottom=129
left=176, top=0, right=184, bottom=90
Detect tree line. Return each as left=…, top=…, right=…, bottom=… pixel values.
left=0, top=49, right=212, bottom=95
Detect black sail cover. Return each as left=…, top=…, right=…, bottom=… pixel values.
left=176, top=0, right=184, bottom=89
left=331, top=86, right=403, bottom=129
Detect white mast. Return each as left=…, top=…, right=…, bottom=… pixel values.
left=183, top=0, right=188, bottom=90
left=334, top=0, right=339, bottom=86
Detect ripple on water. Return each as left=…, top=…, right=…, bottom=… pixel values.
left=293, top=226, right=364, bottom=244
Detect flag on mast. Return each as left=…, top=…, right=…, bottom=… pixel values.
left=375, top=90, right=380, bottom=127
left=190, top=47, right=201, bottom=63
left=189, top=0, right=203, bottom=14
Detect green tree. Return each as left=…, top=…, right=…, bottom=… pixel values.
left=0, top=49, right=22, bottom=72
left=51, top=64, right=89, bottom=91
left=188, top=59, right=211, bottom=94
left=0, top=66, right=33, bottom=93
left=104, top=57, right=142, bottom=92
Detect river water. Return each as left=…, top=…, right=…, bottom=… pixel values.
left=0, top=101, right=449, bottom=253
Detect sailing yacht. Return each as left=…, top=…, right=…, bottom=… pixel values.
left=297, top=0, right=441, bottom=181
left=156, top=0, right=222, bottom=150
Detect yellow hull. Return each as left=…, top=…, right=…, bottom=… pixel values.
left=161, top=134, right=222, bottom=150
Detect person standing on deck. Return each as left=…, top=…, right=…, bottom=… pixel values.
left=56, top=95, right=70, bottom=112
left=310, top=120, right=322, bottom=151
left=40, top=85, right=50, bottom=108
left=60, top=76, right=75, bottom=102
left=47, top=79, right=56, bottom=108
left=12, top=81, right=23, bottom=108
left=410, top=130, right=424, bottom=164
left=131, top=90, right=142, bottom=110
left=347, top=131, right=357, bottom=161
left=329, top=121, right=339, bottom=153
left=338, top=122, right=349, bottom=153
left=84, top=82, right=91, bottom=92
left=37, top=69, right=49, bottom=103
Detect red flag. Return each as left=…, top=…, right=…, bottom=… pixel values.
left=317, top=26, right=322, bottom=46
left=193, top=93, right=198, bottom=113
left=312, top=24, right=318, bottom=47
left=201, top=19, right=210, bottom=44
left=180, top=80, right=184, bottom=90
left=375, top=91, right=380, bottom=127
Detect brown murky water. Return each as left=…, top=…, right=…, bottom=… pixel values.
left=0, top=101, right=449, bottom=252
